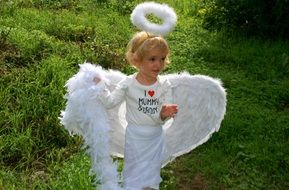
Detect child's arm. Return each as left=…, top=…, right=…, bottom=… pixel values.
left=159, top=81, right=178, bottom=121
left=94, top=77, right=126, bottom=109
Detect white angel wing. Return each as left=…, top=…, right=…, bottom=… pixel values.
left=161, top=72, right=227, bottom=165
left=60, top=63, right=126, bottom=190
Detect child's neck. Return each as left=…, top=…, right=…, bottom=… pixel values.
left=136, top=72, right=157, bottom=86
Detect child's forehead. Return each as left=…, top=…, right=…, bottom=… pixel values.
left=144, top=48, right=168, bottom=57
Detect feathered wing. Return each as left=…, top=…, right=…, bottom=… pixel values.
left=60, top=63, right=126, bottom=190
left=161, top=73, right=227, bottom=166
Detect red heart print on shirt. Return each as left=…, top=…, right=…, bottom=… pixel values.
left=148, top=90, right=155, bottom=97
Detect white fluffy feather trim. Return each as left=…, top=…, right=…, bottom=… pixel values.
left=131, top=2, right=177, bottom=36
left=60, top=63, right=123, bottom=190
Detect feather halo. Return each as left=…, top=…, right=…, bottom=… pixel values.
left=131, top=2, right=177, bottom=36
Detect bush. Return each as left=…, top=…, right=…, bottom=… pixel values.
left=203, top=0, right=289, bottom=39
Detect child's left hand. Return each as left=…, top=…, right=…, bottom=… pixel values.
left=93, top=77, right=101, bottom=84
left=160, top=104, right=178, bottom=121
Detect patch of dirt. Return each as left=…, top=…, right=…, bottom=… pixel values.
left=179, top=173, right=209, bottom=190
left=0, top=29, right=21, bottom=67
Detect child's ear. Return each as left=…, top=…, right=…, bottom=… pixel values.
left=133, top=54, right=140, bottom=62
left=132, top=54, right=141, bottom=67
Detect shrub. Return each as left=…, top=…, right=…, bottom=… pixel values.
left=203, top=0, right=289, bottom=39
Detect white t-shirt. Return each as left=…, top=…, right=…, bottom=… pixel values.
left=99, top=73, right=173, bottom=126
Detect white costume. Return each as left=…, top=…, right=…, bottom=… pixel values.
left=60, top=63, right=227, bottom=190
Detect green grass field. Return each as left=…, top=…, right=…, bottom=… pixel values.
left=1, top=0, right=289, bottom=189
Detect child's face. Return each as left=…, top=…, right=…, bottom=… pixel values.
left=137, top=47, right=168, bottom=80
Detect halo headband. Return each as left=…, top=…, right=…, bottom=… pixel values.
left=131, top=2, right=177, bottom=36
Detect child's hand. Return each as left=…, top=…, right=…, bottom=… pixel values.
left=160, top=104, right=178, bottom=121
left=93, top=77, right=101, bottom=84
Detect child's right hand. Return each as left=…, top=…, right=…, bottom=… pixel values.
left=93, top=77, right=101, bottom=84
left=160, top=104, right=178, bottom=121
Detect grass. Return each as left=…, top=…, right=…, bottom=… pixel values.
left=1, top=0, right=289, bottom=189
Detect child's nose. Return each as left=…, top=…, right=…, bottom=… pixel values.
left=156, top=59, right=163, bottom=66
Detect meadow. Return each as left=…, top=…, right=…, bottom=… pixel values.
left=0, top=0, right=289, bottom=189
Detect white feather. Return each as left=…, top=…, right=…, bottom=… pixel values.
left=161, top=73, right=227, bottom=165
left=60, top=63, right=123, bottom=190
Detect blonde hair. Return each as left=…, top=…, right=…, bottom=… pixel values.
left=126, top=31, right=170, bottom=68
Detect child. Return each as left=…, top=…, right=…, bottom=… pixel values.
left=94, top=31, right=178, bottom=190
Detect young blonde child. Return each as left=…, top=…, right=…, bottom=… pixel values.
left=94, top=31, right=178, bottom=190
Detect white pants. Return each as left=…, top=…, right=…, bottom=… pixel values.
left=123, top=124, right=165, bottom=190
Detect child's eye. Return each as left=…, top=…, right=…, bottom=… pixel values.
left=161, top=57, right=166, bottom=61
left=150, top=57, right=155, bottom=61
